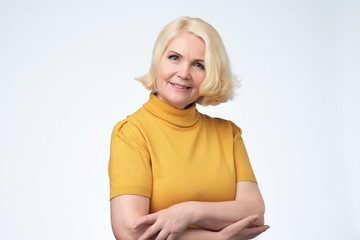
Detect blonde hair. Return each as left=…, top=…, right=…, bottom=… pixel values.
left=136, top=17, right=237, bottom=106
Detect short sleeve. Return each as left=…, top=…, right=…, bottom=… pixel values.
left=230, top=121, right=257, bottom=183
left=108, top=120, right=152, bottom=200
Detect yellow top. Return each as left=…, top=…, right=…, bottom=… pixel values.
left=108, top=93, right=257, bottom=213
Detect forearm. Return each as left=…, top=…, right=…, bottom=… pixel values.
left=186, top=181, right=265, bottom=231
left=176, top=228, right=217, bottom=240
left=131, top=182, right=265, bottom=239
left=188, top=199, right=264, bottom=231
left=177, top=215, right=269, bottom=240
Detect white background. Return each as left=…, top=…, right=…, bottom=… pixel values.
left=1, top=0, right=359, bottom=239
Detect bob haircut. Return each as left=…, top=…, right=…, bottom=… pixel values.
left=136, top=17, right=237, bottom=106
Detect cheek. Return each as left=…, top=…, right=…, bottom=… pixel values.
left=157, top=62, right=173, bottom=80
left=194, top=72, right=206, bottom=87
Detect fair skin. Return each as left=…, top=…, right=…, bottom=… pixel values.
left=110, top=31, right=269, bottom=239
left=111, top=182, right=268, bottom=240
left=155, top=31, right=206, bottom=109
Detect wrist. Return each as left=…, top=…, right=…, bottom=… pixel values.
left=182, top=201, right=200, bottom=225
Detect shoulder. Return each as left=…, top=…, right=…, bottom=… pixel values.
left=111, top=112, right=146, bottom=141
left=228, top=120, right=243, bottom=136
left=112, top=105, right=148, bottom=133
left=199, top=113, right=242, bottom=137
left=110, top=119, right=149, bottom=153
left=200, top=113, right=241, bottom=130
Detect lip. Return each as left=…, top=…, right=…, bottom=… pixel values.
left=169, top=82, right=191, bottom=89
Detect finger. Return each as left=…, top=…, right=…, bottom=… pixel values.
left=166, top=233, right=176, bottom=240
left=138, top=221, right=162, bottom=240
left=134, top=213, right=158, bottom=229
left=231, top=215, right=259, bottom=231
left=242, top=225, right=270, bottom=239
left=154, top=229, right=169, bottom=240
left=222, top=215, right=259, bottom=236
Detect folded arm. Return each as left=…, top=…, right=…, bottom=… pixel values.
left=111, top=181, right=266, bottom=239
left=177, top=215, right=269, bottom=240
left=190, top=181, right=265, bottom=230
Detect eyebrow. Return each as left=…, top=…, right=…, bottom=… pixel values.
left=167, top=50, right=204, bottom=62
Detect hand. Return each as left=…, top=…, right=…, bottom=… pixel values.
left=134, top=202, right=192, bottom=240
left=217, top=215, right=270, bottom=240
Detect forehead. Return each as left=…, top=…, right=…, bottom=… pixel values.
left=165, top=31, right=205, bottom=58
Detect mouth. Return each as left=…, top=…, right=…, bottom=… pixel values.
left=170, top=82, right=191, bottom=89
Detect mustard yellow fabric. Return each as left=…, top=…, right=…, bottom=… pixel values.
left=108, top=93, right=257, bottom=213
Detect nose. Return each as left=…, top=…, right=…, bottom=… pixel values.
left=176, top=63, right=191, bottom=80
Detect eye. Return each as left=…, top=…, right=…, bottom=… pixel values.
left=194, top=62, right=205, bottom=70
left=168, top=55, right=179, bottom=61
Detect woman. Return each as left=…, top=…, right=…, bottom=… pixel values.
left=108, top=17, right=269, bottom=240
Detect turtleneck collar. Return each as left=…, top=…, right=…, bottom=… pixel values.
left=143, top=93, right=200, bottom=127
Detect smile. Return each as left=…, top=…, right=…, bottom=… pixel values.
left=170, top=82, right=191, bottom=89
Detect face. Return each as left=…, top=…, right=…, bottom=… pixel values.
left=155, top=31, right=206, bottom=109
